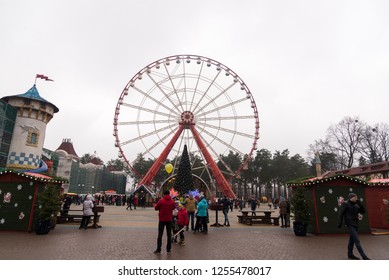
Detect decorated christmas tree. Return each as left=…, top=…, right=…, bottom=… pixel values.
left=34, top=183, right=62, bottom=234
left=173, top=144, right=194, bottom=196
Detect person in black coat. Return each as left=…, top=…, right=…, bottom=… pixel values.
left=338, top=193, right=370, bottom=260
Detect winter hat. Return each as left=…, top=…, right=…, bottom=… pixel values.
left=348, top=193, right=357, bottom=199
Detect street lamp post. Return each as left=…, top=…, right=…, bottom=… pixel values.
left=78, top=184, right=85, bottom=194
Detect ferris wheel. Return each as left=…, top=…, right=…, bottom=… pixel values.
left=113, top=54, right=259, bottom=198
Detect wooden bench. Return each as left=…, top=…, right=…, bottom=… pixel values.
left=237, top=214, right=279, bottom=226
left=57, top=209, right=100, bottom=224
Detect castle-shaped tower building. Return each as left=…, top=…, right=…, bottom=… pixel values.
left=1, top=84, right=58, bottom=170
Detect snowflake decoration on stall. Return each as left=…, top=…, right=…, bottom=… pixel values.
left=28, top=195, right=32, bottom=200
left=3, top=192, right=11, bottom=203
left=334, top=207, right=338, bottom=212
left=17, top=184, right=22, bottom=191
left=14, top=203, right=18, bottom=207
left=349, top=187, right=353, bottom=192
left=328, top=189, right=333, bottom=194
left=0, top=189, right=2, bottom=195
left=320, top=196, right=326, bottom=203
left=29, top=182, right=33, bottom=186
left=323, top=216, right=329, bottom=223
left=0, top=218, right=5, bottom=224
left=19, top=212, right=25, bottom=220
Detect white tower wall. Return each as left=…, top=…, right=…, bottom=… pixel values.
left=5, top=96, right=56, bottom=170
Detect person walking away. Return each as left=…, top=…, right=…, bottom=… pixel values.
left=176, top=203, right=189, bottom=245
left=279, top=197, right=287, bottom=228
left=285, top=198, right=291, bottom=227
left=250, top=196, right=257, bottom=215
left=184, top=194, right=197, bottom=230
left=338, top=193, right=370, bottom=260
left=154, top=190, right=176, bottom=254
left=194, top=196, right=208, bottom=233
left=62, top=194, right=72, bottom=215
left=126, top=194, right=133, bottom=210
left=221, top=196, right=231, bottom=226
left=79, top=195, right=94, bottom=229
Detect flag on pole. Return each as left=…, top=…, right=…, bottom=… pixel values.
left=35, top=74, right=54, bottom=82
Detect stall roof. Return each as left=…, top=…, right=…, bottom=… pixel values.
left=368, top=178, right=389, bottom=186
left=0, top=169, right=67, bottom=184
left=287, top=174, right=367, bottom=187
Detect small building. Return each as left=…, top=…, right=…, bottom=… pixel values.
left=365, top=179, right=389, bottom=229
left=0, top=170, right=66, bottom=232
left=288, top=174, right=370, bottom=234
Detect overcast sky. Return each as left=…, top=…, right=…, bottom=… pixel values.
left=1, top=0, right=388, bottom=163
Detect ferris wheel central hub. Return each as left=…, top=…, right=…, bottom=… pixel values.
left=180, top=111, right=195, bottom=126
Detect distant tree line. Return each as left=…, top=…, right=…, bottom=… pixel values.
left=83, top=116, right=389, bottom=197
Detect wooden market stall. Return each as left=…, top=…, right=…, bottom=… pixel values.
left=365, top=179, right=389, bottom=229
left=0, top=170, right=66, bottom=232
left=288, top=174, right=370, bottom=234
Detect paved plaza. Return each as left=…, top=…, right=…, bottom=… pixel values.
left=1, top=203, right=388, bottom=260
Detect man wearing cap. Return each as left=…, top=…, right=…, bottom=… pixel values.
left=154, top=190, right=176, bottom=254
left=338, top=193, right=370, bottom=260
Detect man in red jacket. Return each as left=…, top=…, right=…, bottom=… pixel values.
left=154, top=190, right=176, bottom=254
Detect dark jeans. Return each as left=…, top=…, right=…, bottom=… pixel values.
left=280, top=214, right=287, bottom=226
left=195, top=216, right=208, bottom=232
left=347, top=226, right=367, bottom=258
left=223, top=208, right=230, bottom=225
left=187, top=212, right=195, bottom=230
left=157, top=221, right=172, bottom=252
left=80, top=215, right=91, bottom=229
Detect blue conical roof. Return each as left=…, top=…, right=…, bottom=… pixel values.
left=1, top=84, right=59, bottom=113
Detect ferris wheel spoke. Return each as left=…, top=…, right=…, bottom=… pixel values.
left=189, top=61, right=204, bottom=113
left=191, top=70, right=222, bottom=113
left=197, top=134, right=235, bottom=175
left=196, top=96, right=248, bottom=119
left=120, top=123, right=177, bottom=146
left=193, top=82, right=237, bottom=116
left=201, top=128, right=245, bottom=157
left=197, top=115, right=255, bottom=121
left=132, top=86, right=180, bottom=117
left=146, top=71, right=184, bottom=112
left=197, top=121, right=256, bottom=139
left=121, top=102, right=174, bottom=119
left=163, top=63, right=187, bottom=112
left=137, top=129, right=178, bottom=159
left=118, top=119, right=174, bottom=126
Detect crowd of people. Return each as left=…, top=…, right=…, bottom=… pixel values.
left=153, top=191, right=211, bottom=254
left=61, top=190, right=371, bottom=259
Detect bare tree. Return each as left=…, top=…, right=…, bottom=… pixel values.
left=359, top=123, right=389, bottom=163
left=326, top=117, right=365, bottom=168
left=309, top=117, right=389, bottom=169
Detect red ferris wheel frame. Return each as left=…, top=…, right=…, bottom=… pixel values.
left=113, top=54, right=260, bottom=199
